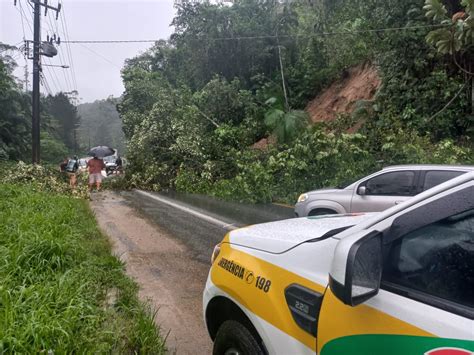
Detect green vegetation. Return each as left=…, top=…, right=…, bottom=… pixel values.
left=0, top=44, right=31, bottom=161
left=0, top=182, right=164, bottom=353
left=77, top=97, right=126, bottom=155
left=0, top=41, right=122, bottom=162
left=118, top=0, right=473, bottom=203
left=2, top=1, right=473, bottom=203
left=0, top=43, right=80, bottom=164
left=1, top=161, right=89, bottom=199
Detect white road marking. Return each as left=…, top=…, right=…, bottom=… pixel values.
left=135, top=190, right=238, bottom=231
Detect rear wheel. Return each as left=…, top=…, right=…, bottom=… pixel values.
left=308, top=208, right=336, bottom=216
left=213, top=320, right=264, bottom=355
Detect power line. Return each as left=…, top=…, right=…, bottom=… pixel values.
left=42, top=61, right=60, bottom=93
left=40, top=72, right=53, bottom=96
left=18, top=0, right=34, bottom=37
left=78, top=43, right=121, bottom=68
left=53, top=5, right=75, bottom=92
left=45, top=9, right=73, bottom=92
left=61, top=23, right=449, bottom=44
left=59, top=1, right=78, bottom=91
left=64, top=39, right=159, bottom=44
left=16, top=0, right=27, bottom=40
left=13, top=0, right=61, bottom=164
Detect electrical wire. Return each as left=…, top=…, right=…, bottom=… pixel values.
left=78, top=43, right=121, bottom=68
left=61, top=23, right=450, bottom=44
left=44, top=57, right=63, bottom=92
left=40, top=72, right=53, bottom=96
left=59, top=1, right=78, bottom=91
left=14, top=1, right=32, bottom=93
left=17, top=0, right=27, bottom=41
left=45, top=9, right=73, bottom=92
left=18, top=0, right=34, bottom=37
left=47, top=7, right=74, bottom=92
left=42, top=62, right=60, bottom=93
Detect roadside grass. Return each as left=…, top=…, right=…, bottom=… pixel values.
left=0, top=183, right=165, bottom=353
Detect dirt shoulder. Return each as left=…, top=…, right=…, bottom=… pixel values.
left=90, top=191, right=212, bottom=354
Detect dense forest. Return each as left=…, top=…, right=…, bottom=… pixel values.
left=77, top=98, right=126, bottom=155
left=0, top=43, right=124, bottom=163
left=118, top=0, right=474, bottom=202
left=2, top=0, right=473, bottom=203
left=0, top=43, right=80, bottom=163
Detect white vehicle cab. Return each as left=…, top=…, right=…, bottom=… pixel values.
left=203, top=172, right=474, bottom=354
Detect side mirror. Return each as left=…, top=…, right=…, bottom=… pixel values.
left=358, top=186, right=367, bottom=195
left=329, top=231, right=382, bottom=306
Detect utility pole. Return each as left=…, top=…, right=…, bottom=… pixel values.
left=16, top=0, right=61, bottom=164
left=32, top=0, right=41, bottom=164
left=24, top=64, right=29, bottom=91
left=275, top=19, right=289, bottom=112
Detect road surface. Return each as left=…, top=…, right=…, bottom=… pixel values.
left=90, top=190, right=293, bottom=354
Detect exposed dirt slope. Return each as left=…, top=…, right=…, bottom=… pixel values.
left=253, top=63, right=380, bottom=149
left=305, top=62, right=380, bottom=123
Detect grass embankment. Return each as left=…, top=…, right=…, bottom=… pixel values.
left=0, top=183, right=165, bottom=353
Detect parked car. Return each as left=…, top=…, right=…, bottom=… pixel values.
left=77, top=158, right=89, bottom=173
left=203, top=172, right=474, bottom=354
left=294, top=164, right=474, bottom=217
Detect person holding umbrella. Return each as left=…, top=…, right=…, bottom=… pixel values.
left=86, top=146, right=115, bottom=192
left=86, top=153, right=106, bottom=192
left=88, top=146, right=115, bottom=158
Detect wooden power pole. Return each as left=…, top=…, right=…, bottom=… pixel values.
left=17, top=0, right=61, bottom=164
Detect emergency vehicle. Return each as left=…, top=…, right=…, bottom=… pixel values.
left=203, top=172, right=474, bottom=354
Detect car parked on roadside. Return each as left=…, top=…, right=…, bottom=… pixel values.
left=294, top=164, right=474, bottom=217
left=77, top=158, right=89, bottom=173
left=203, top=172, right=474, bottom=354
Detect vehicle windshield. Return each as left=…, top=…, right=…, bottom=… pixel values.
left=336, top=173, right=367, bottom=189
left=336, top=179, right=356, bottom=189
left=103, top=156, right=116, bottom=164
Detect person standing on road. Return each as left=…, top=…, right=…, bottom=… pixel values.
left=65, top=156, right=79, bottom=188
left=87, top=154, right=105, bottom=192
left=115, top=155, right=123, bottom=175
left=59, top=157, right=68, bottom=172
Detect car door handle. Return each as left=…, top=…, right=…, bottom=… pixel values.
left=395, top=201, right=403, bottom=205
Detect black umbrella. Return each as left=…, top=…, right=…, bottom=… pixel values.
left=88, top=145, right=115, bottom=158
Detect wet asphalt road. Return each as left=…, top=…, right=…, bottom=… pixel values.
left=122, top=190, right=294, bottom=264
left=104, top=190, right=294, bottom=353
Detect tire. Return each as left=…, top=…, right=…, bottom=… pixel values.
left=308, top=208, right=336, bottom=216
left=213, top=320, right=264, bottom=355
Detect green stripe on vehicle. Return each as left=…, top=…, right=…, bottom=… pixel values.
left=321, top=335, right=474, bottom=355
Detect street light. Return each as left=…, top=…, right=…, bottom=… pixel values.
left=42, top=64, right=69, bottom=68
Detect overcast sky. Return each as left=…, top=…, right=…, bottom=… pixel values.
left=0, top=0, right=176, bottom=102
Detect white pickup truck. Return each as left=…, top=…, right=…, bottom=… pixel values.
left=203, top=172, right=474, bottom=354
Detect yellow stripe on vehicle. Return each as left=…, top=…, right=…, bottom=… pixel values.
left=317, top=289, right=434, bottom=353
left=211, top=235, right=435, bottom=352
left=211, top=235, right=325, bottom=350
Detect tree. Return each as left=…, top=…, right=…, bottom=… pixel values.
left=424, top=0, right=473, bottom=55
left=78, top=98, right=125, bottom=154
left=45, top=93, right=80, bottom=151
left=424, top=0, right=474, bottom=127
left=264, top=97, right=309, bottom=144
left=0, top=43, right=31, bottom=160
